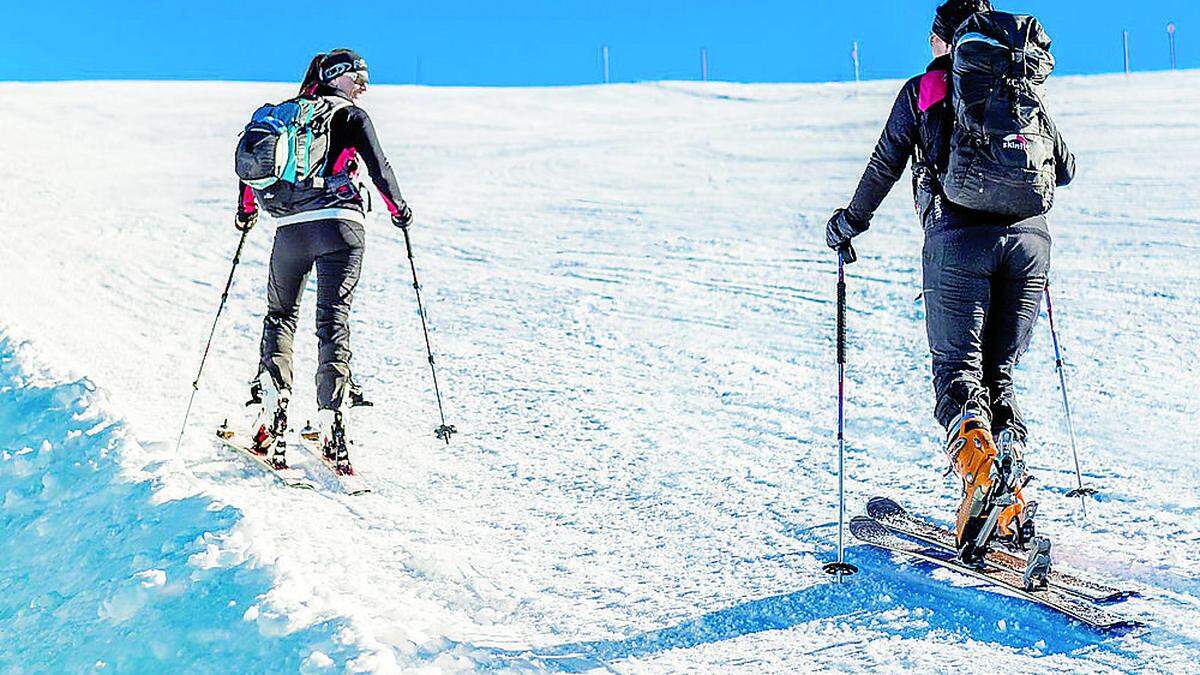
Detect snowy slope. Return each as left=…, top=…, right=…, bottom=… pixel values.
left=0, top=338, right=357, bottom=671
left=1, top=71, right=1198, bottom=671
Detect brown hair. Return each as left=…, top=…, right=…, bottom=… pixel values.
left=299, top=52, right=327, bottom=96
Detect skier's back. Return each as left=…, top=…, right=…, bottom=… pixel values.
left=234, top=49, right=415, bottom=474
left=825, top=0, right=1075, bottom=562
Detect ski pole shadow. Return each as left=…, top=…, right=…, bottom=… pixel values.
left=473, top=545, right=1137, bottom=672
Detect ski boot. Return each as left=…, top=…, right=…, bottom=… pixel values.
left=948, top=414, right=1043, bottom=565
left=249, top=380, right=290, bottom=470
left=244, top=379, right=264, bottom=407
left=348, top=378, right=374, bottom=408
left=317, top=408, right=355, bottom=476
left=991, top=428, right=1038, bottom=552
left=945, top=409, right=1001, bottom=564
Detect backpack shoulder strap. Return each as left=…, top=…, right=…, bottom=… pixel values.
left=318, top=95, right=353, bottom=118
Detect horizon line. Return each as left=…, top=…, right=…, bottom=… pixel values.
left=1, top=66, right=1194, bottom=88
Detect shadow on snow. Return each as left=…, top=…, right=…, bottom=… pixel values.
left=477, top=544, right=1138, bottom=671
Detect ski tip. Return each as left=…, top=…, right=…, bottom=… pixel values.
left=849, top=515, right=889, bottom=541
left=1099, top=618, right=1147, bottom=633
left=1097, top=590, right=1141, bottom=603
left=866, top=496, right=904, bottom=520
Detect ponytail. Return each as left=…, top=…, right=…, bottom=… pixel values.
left=299, top=52, right=327, bottom=97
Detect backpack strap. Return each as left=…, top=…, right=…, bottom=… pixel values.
left=296, top=96, right=354, bottom=187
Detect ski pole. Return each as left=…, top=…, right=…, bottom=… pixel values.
left=400, top=225, right=457, bottom=445
left=824, top=243, right=858, bottom=581
left=174, top=229, right=249, bottom=455
left=1044, top=280, right=1097, bottom=516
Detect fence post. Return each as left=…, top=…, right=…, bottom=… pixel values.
left=1168, top=23, right=1177, bottom=71
left=1123, top=30, right=1131, bottom=76
left=851, top=41, right=860, bottom=95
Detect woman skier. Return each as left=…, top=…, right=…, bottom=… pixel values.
left=235, top=49, right=413, bottom=474
left=825, top=0, right=1075, bottom=562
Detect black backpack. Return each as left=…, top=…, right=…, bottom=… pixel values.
left=942, top=12, right=1057, bottom=218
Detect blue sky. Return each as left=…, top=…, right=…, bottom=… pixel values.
left=4, top=1, right=1195, bottom=85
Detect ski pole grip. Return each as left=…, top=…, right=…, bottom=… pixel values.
left=837, top=268, right=846, bottom=366
left=402, top=227, right=415, bottom=260
left=838, top=242, right=857, bottom=265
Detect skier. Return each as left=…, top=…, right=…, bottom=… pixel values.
left=825, top=0, right=1075, bottom=563
left=235, top=49, right=413, bottom=473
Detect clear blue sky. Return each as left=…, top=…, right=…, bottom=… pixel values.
left=4, top=1, right=1195, bottom=85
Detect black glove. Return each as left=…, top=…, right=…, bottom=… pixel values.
left=235, top=210, right=257, bottom=232
left=391, top=203, right=414, bottom=229
left=825, top=208, right=868, bottom=251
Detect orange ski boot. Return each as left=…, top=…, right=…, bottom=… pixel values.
left=944, top=410, right=1001, bottom=564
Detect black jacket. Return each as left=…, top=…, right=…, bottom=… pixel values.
left=239, top=85, right=407, bottom=222
left=847, top=56, right=1076, bottom=232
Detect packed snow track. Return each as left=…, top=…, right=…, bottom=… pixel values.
left=1, top=73, right=1198, bottom=671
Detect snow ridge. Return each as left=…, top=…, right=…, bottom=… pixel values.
left=0, top=337, right=357, bottom=671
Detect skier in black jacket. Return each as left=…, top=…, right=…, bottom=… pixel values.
left=236, top=49, right=413, bottom=472
left=825, top=0, right=1075, bottom=558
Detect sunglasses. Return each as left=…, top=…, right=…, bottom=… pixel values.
left=351, top=71, right=369, bottom=87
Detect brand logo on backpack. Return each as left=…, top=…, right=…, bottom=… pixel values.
left=1002, top=134, right=1029, bottom=150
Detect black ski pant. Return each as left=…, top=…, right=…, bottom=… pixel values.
left=922, top=221, right=1050, bottom=442
left=259, top=218, right=364, bottom=411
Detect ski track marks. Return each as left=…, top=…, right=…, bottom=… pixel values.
left=0, top=73, right=1198, bottom=670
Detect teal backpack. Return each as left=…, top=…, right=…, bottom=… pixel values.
left=234, top=96, right=350, bottom=189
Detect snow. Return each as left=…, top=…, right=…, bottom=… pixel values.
left=1, top=70, right=1199, bottom=670
left=0, top=339, right=356, bottom=670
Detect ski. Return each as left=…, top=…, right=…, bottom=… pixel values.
left=296, top=422, right=372, bottom=496
left=849, top=516, right=1141, bottom=630
left=867, top=497, right=1133, bottom=603
left=214, top=427, right=316, bottom=490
